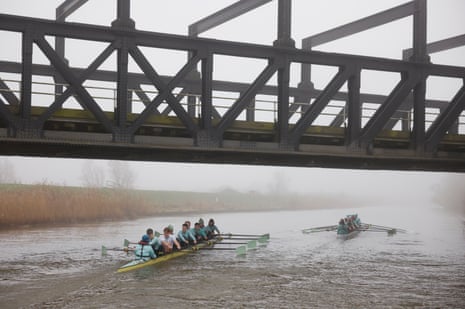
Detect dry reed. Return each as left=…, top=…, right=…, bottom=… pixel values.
left=0, top=184, right=157, bottom=227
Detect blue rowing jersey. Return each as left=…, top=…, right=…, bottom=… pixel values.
left=205, top=224, right=220, bottom=234
left=134, top=243, right=156, bottom=261
left=177, top=230, right=195, bottom=243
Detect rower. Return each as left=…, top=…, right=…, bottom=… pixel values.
left=177, top=223, right=197, bottom=248
left=160, top=227, right=181, bottom=253
left=191, top=222, right=208, bottom=241
left=147, top=228, right=161, bottom=253
left=134, top=234, right=156, bottom=261
left=337, top=218, right=348, bottom=234
left=205, top=218, right=220, bottom=239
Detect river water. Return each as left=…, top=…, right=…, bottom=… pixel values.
left=1, top=204, right=464, bottom=308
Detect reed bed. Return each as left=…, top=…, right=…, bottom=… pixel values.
left=0, top=184, right=156, bottom=227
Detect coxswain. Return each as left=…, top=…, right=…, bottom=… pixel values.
left=160, top=227, right=181, bottom=253
left=134, top=234, right=156, bottom=261
left=177, top=223, right=197, bottom=248
left=205, top=218, right=221, bottom=239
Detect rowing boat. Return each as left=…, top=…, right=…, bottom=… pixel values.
left=117, top=238, right=221, bottom=273
left=337, top=228, right=361, bottom=240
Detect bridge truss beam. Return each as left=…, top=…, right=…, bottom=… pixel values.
left=0, top=2, right=464, bottom=171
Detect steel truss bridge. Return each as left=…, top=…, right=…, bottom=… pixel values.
left=0, top=0, right=464, bottom=171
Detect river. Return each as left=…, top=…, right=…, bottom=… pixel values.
left=1, top=204, right=464, bottom=308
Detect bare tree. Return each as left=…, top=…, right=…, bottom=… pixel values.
left=107, top=160, right=135, bottom=189
left=80, top=160, right=105, bottom=188
left=0, top=158, right=18, bottom=184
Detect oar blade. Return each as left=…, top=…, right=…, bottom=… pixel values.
left=247, top=240, right=257, bottom=250
left=123, top=239, right=130, bottom=247
left=236, top=245, right=247, bottom=256
left=101, top=245, right=107, bottom=257
left=258, top=236, right=268, bottom=245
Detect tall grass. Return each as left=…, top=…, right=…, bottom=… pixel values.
left=0, top=184, right=156, bottom=227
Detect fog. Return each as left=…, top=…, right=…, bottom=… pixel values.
left=0, top=0, right=464, bottom=214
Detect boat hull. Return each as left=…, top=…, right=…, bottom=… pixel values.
left=117, top=239, right=220, bottom=273
left=337, top=229, right=361, bottom=240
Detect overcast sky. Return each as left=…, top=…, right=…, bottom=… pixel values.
left=0, top=0, right=464, bottom=203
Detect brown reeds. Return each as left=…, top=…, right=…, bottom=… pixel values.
left=0, top=184, right=157, bottom=227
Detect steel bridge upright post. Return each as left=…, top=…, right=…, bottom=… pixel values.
left=112, top=0, right=135, bottom=142
left=20, top=30, right=33, bottom=128
left=411, top=0, right=429, bottom=153
left=274, top=0, right=294, bottom=148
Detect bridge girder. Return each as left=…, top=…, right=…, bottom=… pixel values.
left=0, top=0, right=464, bottom=171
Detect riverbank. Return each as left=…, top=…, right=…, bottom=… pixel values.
left=0, top=184, right=369, bottom=229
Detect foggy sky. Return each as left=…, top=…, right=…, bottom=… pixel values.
left=0, top=0, right=464, bottom=204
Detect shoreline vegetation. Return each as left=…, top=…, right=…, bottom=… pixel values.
left=0, top=184, right=370, bottom=229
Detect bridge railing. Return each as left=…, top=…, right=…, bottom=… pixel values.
left=1, top=78, right=463, bottom=135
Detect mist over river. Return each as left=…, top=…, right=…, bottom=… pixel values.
left=1, top=204, right=464, bottom=308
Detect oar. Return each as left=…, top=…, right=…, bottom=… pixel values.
left=101, top=245, right=134, bottom=256
left=220, top=233, right=270, bottom=239
left=364, top=224, right=407, bottom=233
left=214, top=242, right=249, bottom=245
left=197, top=247, right=240, bottom=251
left=302, top=225, right=338, bottom=233
left=302, top=225, right=338, bottom=232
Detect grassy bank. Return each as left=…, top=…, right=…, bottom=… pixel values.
left=0, top=184, right=368, bottom=228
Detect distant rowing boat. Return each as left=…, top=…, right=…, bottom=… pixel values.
left=303, top=214, right=405, bottom=239
left=117, top=238, right=221, bottom=273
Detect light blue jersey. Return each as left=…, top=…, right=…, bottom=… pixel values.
left=134, top=243, right=156, bottom=261
left=177, top=230, right=195, bottom=243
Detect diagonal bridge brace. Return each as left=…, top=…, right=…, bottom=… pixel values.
left=36, top=41, right=118, bottom=126
left=215, top=60, right=279, bottom=139
left=128, top=46, right=199, bottom=136
left=425, top=83, right=465, bottom=152
left=355, top=72, right=420, bottom=148
left=289, top=66, right=352, bottom=148
left=34, top=35, right=114, bottom=133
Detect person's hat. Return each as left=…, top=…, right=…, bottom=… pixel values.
left=168, top=224, right=174, bottom=232
left=141, top=235, right=150, bottom=243
left=199, top=218, right=204, bottom=225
